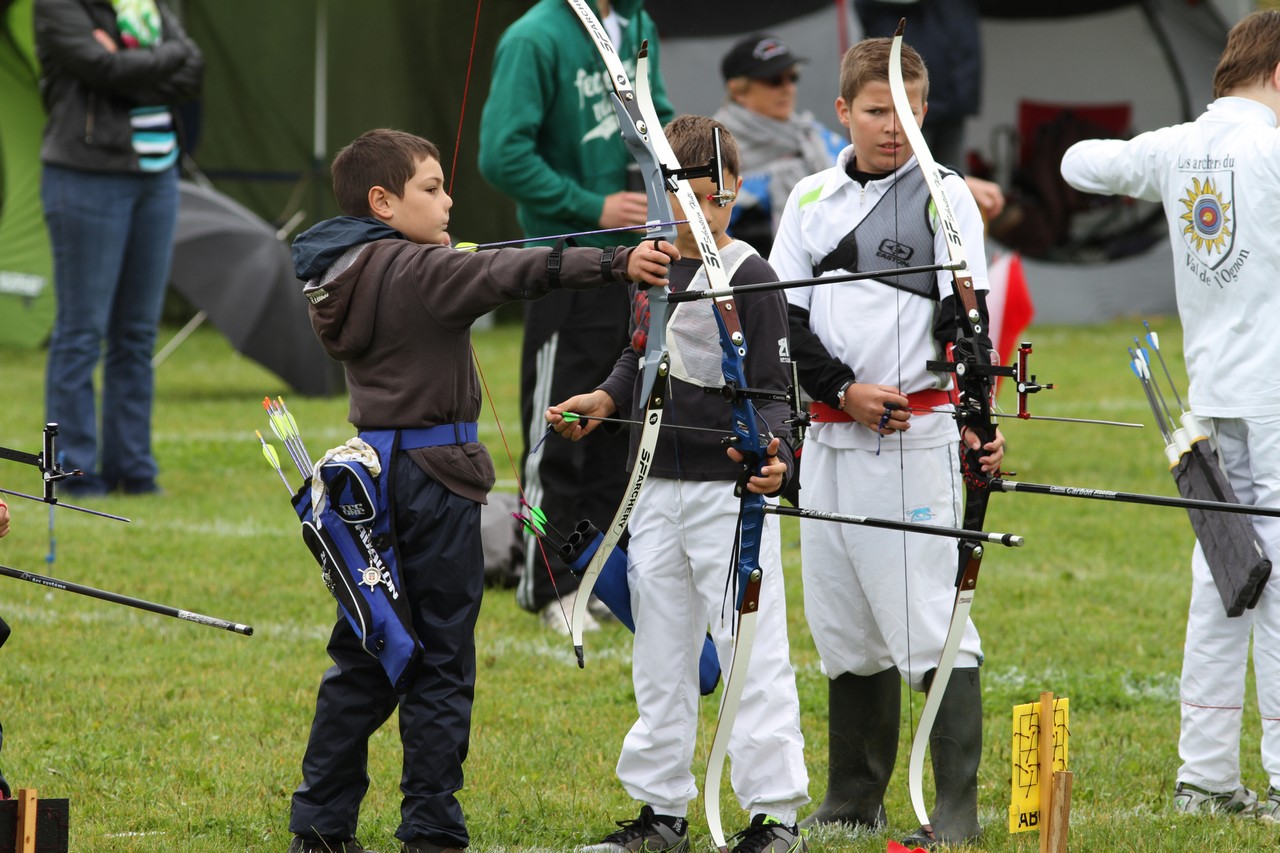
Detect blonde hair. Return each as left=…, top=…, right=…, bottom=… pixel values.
left=838, top=37, right=928, bottom=106
left=1213, top=10, right=1280, bottom=98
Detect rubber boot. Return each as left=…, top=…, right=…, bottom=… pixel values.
left=902, top=667, right=983, bottom=848
left=801, top=668, right=901, bottom=829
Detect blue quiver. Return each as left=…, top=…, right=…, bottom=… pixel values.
left=292, top=445, right=423, bottom=693
left=561, top=520, right=721, bottom=696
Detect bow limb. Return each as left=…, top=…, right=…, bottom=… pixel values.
left=889, top=21, right=995, bottom=835
left=563, top=0, right=677, bottom=666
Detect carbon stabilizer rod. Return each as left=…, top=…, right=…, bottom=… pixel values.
left=988, top=478, right=1280, bottom=518
left=763, top=504, right=1024, bottom=546
left=0, top=563, right=253, bottom=635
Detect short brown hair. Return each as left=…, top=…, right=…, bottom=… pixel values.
left=839, top=37, right=928, bottom=106
left=1213, top=10, right=1280, bottom=98
left=330, top=129, right=441, bottom=217
left=663, top=114, right=741, bottom=181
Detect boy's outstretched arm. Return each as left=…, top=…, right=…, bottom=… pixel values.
left=624, top=240, right=680, bottom=287
left=546, top=390, right=618, bottom=442
left=726, top=436, right=787, bottom=496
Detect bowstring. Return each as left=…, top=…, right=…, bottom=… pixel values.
left=451, top=0, right=569, bottom=631
left=892, top=73, right=917, bottom=749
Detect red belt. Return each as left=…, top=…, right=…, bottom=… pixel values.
left=810, top=388, right=954, bottom=423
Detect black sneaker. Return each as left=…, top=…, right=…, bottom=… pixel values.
left=728, top=814, right=806, bottom=853
left=579, top=805, right=689, bottom=852
left=286, top=836, right=366, bottom=853
left=400, top=840, right=462, bottom=853
left=400, top=839, right=462, bottom=853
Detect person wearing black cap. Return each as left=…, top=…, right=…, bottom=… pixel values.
left=714, top=33, right=846, bottom=257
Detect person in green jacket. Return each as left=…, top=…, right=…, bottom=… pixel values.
left=477, top=0, right=675, bottom=634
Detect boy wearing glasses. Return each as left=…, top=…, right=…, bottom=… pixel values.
left=546, top=115, right=810, bottom=853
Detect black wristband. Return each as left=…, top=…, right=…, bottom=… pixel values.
left=546, top=238, right=567, bottom=288
left=600, top=248, right=616, bottom=281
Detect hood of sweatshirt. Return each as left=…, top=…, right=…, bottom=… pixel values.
left=291, top=216, right=404, bottom=282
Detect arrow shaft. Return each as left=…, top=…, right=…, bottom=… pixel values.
left=0, top=562, right=252, bottom=635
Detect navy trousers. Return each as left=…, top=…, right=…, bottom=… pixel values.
left=290, top=455, right=483, bottom=847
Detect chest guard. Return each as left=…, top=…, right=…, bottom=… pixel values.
left=813, top=169, right=942, bottom=299
left=668, top=240, right=760, bottom=388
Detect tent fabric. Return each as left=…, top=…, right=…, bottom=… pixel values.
left=0, top=0, right=54, bottom=349
left=180, top=0, right=532, bottom=245
left=0, top=0, right=1251, bottom=334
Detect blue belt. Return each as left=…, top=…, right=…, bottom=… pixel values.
left=361, top=423, right=478, bottom=450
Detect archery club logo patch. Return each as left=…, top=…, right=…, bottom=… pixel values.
left=1179, top=172, right=1233, bottom=269
left=907, top=505, right=934, bottom=524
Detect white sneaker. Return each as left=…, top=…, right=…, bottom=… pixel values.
left=1173, top=782, right=1257, bottom=816
left=1256, top=787, right=1280, bottom=823
left=540, top=589, right=599, bottom=636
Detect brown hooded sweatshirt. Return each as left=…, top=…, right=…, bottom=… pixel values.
left=304, top=238, right=635, bottom=502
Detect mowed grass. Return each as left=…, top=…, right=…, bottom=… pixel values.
left=0, top=316, right=1274, bottom=852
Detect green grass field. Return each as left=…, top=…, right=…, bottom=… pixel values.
left=0, top=317, right=1274, bottom=852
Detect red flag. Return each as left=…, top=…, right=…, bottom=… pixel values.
left=886, top=841, right=915, bottom=853
left=985, top=251, right=1035, bottom=382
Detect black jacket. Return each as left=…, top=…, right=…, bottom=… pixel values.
left=35, top=0, right=202, bottom=172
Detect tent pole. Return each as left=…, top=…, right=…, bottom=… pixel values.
left=312, top=0, right=328, bottom=224
left=152, top=310, right=208, bottom=368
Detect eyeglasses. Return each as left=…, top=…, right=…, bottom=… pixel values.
left=760, top=71, right=800, bottom=88
left=705, top=190, right=737, bottom=207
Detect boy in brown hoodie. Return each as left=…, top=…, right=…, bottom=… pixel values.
left=286, top=128, right=676, bottom=853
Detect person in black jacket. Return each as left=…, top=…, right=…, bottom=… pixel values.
left=35, top=0, right=202, bottom=497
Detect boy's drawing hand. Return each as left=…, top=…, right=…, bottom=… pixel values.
left=843, top=383, right=911, bottom=434
left=0, top=498, right=8, bottom=538
left=626, top=241, right=680, bottom=288
left=546, top=390, right=616, bottom=441
left=963, top=425, right=1005, bottom=475
left=727, top=436, right=786, bottom=495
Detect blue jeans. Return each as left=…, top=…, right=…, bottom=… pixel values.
left=41, top=163, right=179, bottom=485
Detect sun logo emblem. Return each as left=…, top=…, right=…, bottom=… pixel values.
left=1179, top=176, right=1232, bottom=256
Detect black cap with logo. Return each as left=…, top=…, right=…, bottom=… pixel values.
left=720, top=33, right=808, bottom=81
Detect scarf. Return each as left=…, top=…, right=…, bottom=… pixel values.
left=110, top=0, right=162, bottom=49
left=714, top=100, right=838, bottom=228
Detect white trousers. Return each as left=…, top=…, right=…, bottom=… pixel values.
left=1178, top=416, right=1280, bottom=791
left=617, top=478, right=810, bottom=822
left=799, top=439, right=982, bottom=691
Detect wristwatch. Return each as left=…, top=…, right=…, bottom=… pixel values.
left=836, top=381, right=852, bottom=411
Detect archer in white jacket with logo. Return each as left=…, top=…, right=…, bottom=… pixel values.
left=1062, top=9, right=1280, bottom=820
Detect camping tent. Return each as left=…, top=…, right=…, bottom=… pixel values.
left=0, top=0, right=1258, bottom=334
left=646, top=0, right=1245, bottom=323
left=0, top=0, right=54, bottom=348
